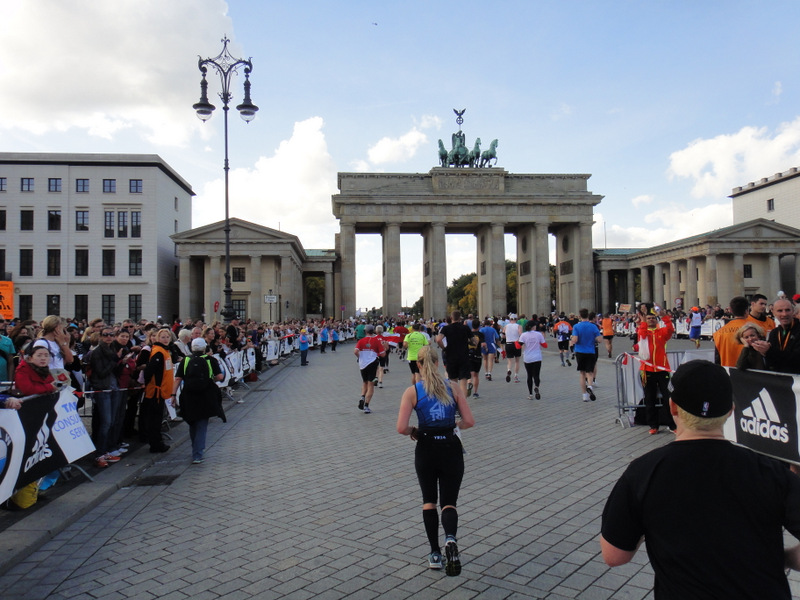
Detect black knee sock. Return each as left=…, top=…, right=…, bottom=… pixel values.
left=441, top=506, right=458, bottom=540
left=422, top=509, right=440, bottom=552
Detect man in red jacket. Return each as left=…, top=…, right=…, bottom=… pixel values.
left=636, top=306, right=675, bottom=435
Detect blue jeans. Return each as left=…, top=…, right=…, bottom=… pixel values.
left=189, top=419, right=208, bottom=461
left=93, top=390, right=114, bottom=456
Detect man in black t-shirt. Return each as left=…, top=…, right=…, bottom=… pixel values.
left=600, top=360, right=800, bottom=599
left=436, top=311, right=472, bottom=398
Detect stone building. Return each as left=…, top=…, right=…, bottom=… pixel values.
left=0, top=153, right=192, bottom=322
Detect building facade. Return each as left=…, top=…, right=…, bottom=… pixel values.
left=171, top=219, right=338, bottom=323
left=731, top=167, right=800, bottom=228
left=0, top=153, right=193, bottom=322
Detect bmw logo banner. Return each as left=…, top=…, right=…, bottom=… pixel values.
left=723, top=368, right=800, bottom=464
left=0, top=387, right=95, bottom=504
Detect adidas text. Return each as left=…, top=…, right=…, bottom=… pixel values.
left=739, top=417, right=789, bottom=444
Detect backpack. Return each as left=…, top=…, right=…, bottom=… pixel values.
left=181, top=356, right=213, bottom=394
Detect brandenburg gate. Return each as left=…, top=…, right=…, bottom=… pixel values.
left=332, top=168, right=602, bottom=319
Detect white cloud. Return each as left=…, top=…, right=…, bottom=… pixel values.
left=193, top=116, right=339, bottom=248
left=551, top=103, right=573, bottom=121
left=771, top=81, right=783, bottom=104
left=367, top=128, right=428, bottom=164
left=0, top=0, right=233, bottom=147
left=667, top=118, right=800, bottom=199
left=631, top=194, right=653, bottom=208
left=594, top=202, right=733, bottom=249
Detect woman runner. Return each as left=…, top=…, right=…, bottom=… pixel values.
left=396, top=345, right=476, bottom=575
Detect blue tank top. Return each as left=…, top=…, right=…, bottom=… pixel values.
left=414, top=381, right=457, bottom=430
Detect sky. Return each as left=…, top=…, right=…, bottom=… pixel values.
left=3, top=1, right=800, bottom=313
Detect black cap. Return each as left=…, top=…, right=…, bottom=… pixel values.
left=669, top=360, right=732, bottom=418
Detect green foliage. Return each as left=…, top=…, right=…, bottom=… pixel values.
left=304, top=276, right=325, bottom=314
left=447, top=272, right=477, bottom=314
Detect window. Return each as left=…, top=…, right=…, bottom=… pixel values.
left=129, top=249, right=142, bottom=276
left=232, top=299, right=246, bottom=321
left=0, top=249, right=5, bottom=278
left=75, top=210, right=89, bottom=231
left=47, top=295, right=61, bottom=316
left=18, top=296, right=32, bottom=321
left=19, top=249, right=33, bottom=276
left=20, top=178, right=33, bottom=192
left=0, top=177, right=6, bottom=192
left=20, top=210, right=33, bottom=231
left=47, top=249, right=61, bottom=276
left=129, top=179, right=142, bottom=193
left=767, top=198, right=775, bottom=212
left=75, top=249, right=89, bottom=276
left=174, top=219, right=178, bottom=233
left=131, top=211, right=141, bottom=237
left=232, top=267, right=246, bottom=282
left=103, top=179, right=116, bottom=193
left=76, top=179, right=89, bottom=193
left=74, top=295, right=88, bottom=321
left=104, top=211, right=115, bottom=237
left=102, top=249, right=115, bottom=276
left=48, top=210, right=61, bottom=231
left=102, top=295, right=115, bottom=325
left=0, top=209, right=5, bottom=230
left=174, top=197, right=179, bottom=211
left=744, top=264, right=753, bottom=279
left=129, top=295, right=142, bottom=322
left=48, top=178, right=62, bottom=192
left=117, top=211, right=128, bottom=237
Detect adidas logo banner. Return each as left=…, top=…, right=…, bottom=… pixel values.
left=0, top=387, right=95, bottom=504
left=723, top=368, right=800, bottom=464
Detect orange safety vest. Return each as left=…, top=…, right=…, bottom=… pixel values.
left=144, top=343, right=174, bottom=401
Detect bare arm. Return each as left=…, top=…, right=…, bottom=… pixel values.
left=600, top=534, right=640, bottom=567
left=396, top=386, right=417, bottom=436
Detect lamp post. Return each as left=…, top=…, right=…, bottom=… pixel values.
left=193, top=36, right=258, bottom=323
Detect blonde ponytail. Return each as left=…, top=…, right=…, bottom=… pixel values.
left=417, top=345, right=454, bottom=406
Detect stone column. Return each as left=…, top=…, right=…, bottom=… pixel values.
left=281, top=254, right=292, bottom=320
left=732, top=253, right=744, bottom=297
left=339, top=222, right=356, bottom=319
left=769, top=253, right=781, bottom=296
left=599, top=267, right=610, bottom=314
left=324, top=270, right=334, bottom=319
left=668, top=262, right=681, bottom=310
left=653, top=263, right=663, bottom=307
left=578, top=222, right=594, bottom=309
left=706, top=254, right=718, bottom=306
left=423, top=222, right=447, bottom=319
left=490, top=222, right=506, bottom=316
left=178, top=256, right=191, bottom=320
left=795, top=254, right=800, bottom=297
left=626, top=269, right=635, bottom=305
left=209, top=254, right=221, bottom=319
left=249, top=255, right=262, bottom=322
left=686, top=257, right=697, bottom=308
left=534, top=222, right=550, bottom=314
left=515, top=227, right=533, bottom=315
left=641, top=266, right=651, bottom=304
left=382, top=223, right=402, bottom=318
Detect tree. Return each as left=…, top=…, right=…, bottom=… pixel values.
left=506, top=260, right=517, bottom=315
left=447, top=272, right=477, bottom=314
left=304, top=276, right=325, bottom=314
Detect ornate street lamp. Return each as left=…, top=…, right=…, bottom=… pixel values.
left=193, top=36, right=258, bottom=323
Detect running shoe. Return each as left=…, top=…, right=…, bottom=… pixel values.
left=505, top=370, right=511, bottom=383
left=514, top=375, right=520, bottom=383
left=566, top=359, right=572, bottom=366
left=649, top=428, right=659, bottom=435
left=95, top=456, right=108, bottom=468
left=467, top=382, right=473, bottom=397
left=372, top=377, right=379, bottom=384
left=444, top=537, right=461, bottom=576
left=103, top=453, right=121, bottom=463
left=428, top=551, right=443, bottom=570
left=534, top=387, right=541, bottom=400
left=358, top=396, right=365, bottom=411
left=192, top=458, right=205, bottom=464
left=472, top=393, right=480, bottom=398
left=587, top=387, right=596, bottom=402
left=363, top=405, right=372, bottom=414
left=527, top=394, right=533, bottom=400
left=378, top=382, right=383, bottom=388
left=487, top=373, right=492, bottom=381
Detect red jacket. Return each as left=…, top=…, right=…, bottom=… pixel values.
left=14, top=360, right=55, bottom=396
left=636, top=314, right=673, bottom=373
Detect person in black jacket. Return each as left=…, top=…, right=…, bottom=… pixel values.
left=88, top=328, right=124, bottom=468
left=753, top=298, right=800, bottom=374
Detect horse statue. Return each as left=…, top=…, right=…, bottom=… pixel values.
left=479, top=139, right=498, bottom=168
left=448, top=135, right=469, bottom=167
left=438, top=139, right=448, bottom=167
left=468, top=138, right=481, bottom=168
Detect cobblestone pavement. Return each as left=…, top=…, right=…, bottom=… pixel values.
left=1, top=339, right=799, bottom=599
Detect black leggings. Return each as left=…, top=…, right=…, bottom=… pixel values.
left=414, top=436, right=464, bottom=507
left=524, top=361, right=542, bottom=394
